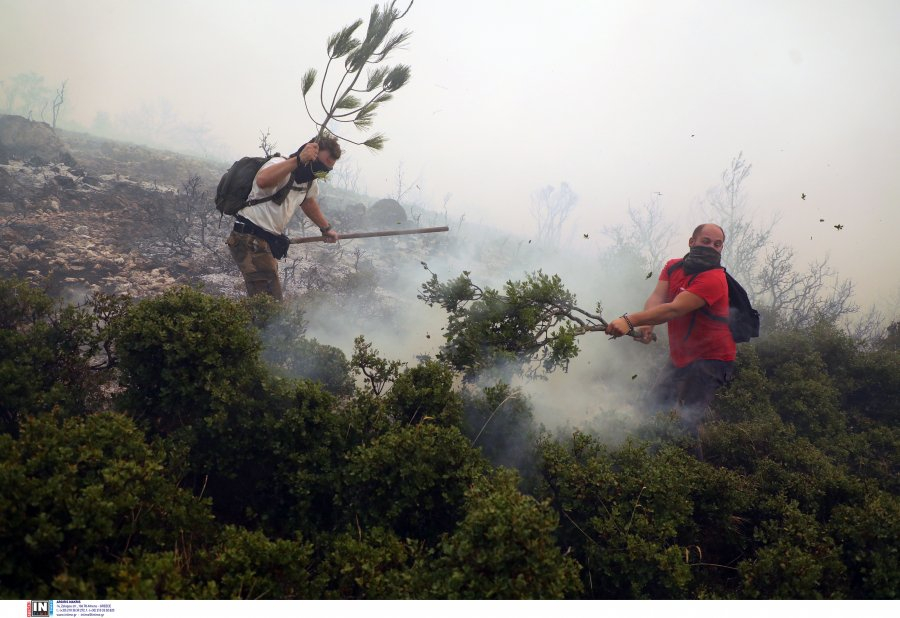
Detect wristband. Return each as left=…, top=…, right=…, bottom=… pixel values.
left=621, top=313, right=635, bottom=331
left=319, top=224, right=332, bottom=234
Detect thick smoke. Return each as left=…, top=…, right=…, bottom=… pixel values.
left=278, top=206, right=683, bottom=442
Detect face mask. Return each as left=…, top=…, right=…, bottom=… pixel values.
left=293, top=155, right=333, bottom=185
left=682, top=244, right=722, bottom=274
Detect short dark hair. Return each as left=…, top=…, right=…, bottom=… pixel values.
left=692, top=223, right=725, bottom=241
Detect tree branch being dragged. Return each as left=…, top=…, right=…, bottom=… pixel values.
left=418, top=265, right=634, bottom=380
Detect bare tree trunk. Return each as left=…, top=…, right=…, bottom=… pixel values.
left=52, top=80, right=67, bottom=129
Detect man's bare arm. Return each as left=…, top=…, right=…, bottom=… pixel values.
left=644, top=280, right=668, bottom=311
left=300, top=196, right=339, bottom=243
left=256, top=143, right=319, bottom=189
left=636, top=280, right=669, bottom=340
left=606, top=290, right=706, bottom=338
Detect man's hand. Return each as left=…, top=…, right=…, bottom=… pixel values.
left=606, top=318, right=656, bottom=343
left=606, top=317, right=633, bottom=338
left=298, top=142, right=319, bottom=165
left=635, top=326, right=655, bottom=344
left=323, top=228, right=339, bottom=244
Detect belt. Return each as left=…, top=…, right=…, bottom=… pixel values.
left=233, top=216, right=275, bottom=240
left=233, top=215, right=290, bottom=260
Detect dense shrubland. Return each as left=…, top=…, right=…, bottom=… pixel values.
left=1, top=277, right=898, bottom=599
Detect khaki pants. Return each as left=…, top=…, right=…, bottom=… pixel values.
left=226, top=230, right=282, bottom=300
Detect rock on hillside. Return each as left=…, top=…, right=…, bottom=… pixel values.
left=0, top=115, right=75, bottom=166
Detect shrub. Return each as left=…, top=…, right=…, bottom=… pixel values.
left=752, top=325, right=847, bottom=440
left=536, top=433, right=699, bottom=598
left=320, top=527, right=422, bottom=599
left=64, top=526, right=323, bottom=599
left=338, top=424, right=486, bottom=543
left=712, top=346, right=778, bottom=424
left=420, top=469, right=582, bottom=599
left=189, top=376, right=344, bottom=538
left=0, top=278, right=105, bottom=435
left=0, top=410, right=212, bottom=597
left=384, top=359, right=463, bottom=427
left=461, top=382, right=539, bottom=480
left=828, top=491, right=900, bottom=598
left=739, top=500, right=847, bottom=599
left=845, top=349, right=900, bottom=425
left=114, top=286, right=263, bottom=436
left=189, top=526, right=322, bottom=599
left=250, top=296, right=354, bottom=396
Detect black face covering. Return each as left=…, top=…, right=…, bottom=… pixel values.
left=682, top=244, right=722, bottom=274
left=293, top=158, right=332, bottom=185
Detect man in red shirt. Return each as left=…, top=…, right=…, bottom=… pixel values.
left=606, top=223, right=735, bottom=430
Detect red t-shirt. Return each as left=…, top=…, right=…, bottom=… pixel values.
left=659, top=258, right=736, bottom=367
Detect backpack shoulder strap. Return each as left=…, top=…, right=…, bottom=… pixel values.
left=246, top=180, right=292, bottom=207
left=699, top=267, right=731, bottom=323
left=245, top=161, right=295, bottom=208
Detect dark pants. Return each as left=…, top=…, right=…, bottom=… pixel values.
left=649, top=359, right=735, bottom=434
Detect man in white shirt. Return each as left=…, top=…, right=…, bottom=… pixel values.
left=227, top=136, right=341, bottom=300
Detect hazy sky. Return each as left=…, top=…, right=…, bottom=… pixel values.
left=2, top=0, right=899, bottom=309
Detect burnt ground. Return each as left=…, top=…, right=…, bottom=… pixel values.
left=0, top=115, right=457, bottom=310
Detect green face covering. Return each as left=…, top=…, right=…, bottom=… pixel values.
left=682, top=245, right=722, bottom=274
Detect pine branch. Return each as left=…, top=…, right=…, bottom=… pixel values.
left=300, top=1, right=413, bottom=145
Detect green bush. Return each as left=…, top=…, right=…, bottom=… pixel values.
left=421, top=469, right=582, bottom=599
left=384, top=359, right=463, bottom=427
left=461, top=382, right=539, bottom=480
left=338, top=424, right=486, bottom=543
left=320, top=527, right=421, bottom=599
left=712, top=346, right=778, bottom=424
left=739, top=500, right=847, bottom=599
left=334, top=391, right=394, bottom=448
left=273, top=336, right=354, bottom=396
left=751, top=324, right=853, bottom=440
left=828, top=491, right=900, bottom=598
left=767, top=359, right=844, bottom=439
left=0, top=279, right=107, bottom=435
left=251, top=296, right=354, bottom=396
left=3, top=275, right=898, bottom=600
left=843, top=426, right=900, bottom=494
left=53, top=526, right=323, bottom=599
left=0, top=410, right=212, bottom=597
left=536, top=433, right=699, bottom=598
left=189, top=376, right=345, bottom=538
left=846, top=349, right=900, bottom=425
left=188, top=526, right=322, bottom=599
left=114, top=286, right=263, bottom=436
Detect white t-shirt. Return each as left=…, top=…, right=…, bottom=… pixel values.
left=239, top=156, right=319, bottom=235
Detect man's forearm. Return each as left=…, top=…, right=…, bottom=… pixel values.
left=300, top=199, right=330, bottom=230
left=256, top=157, right=298, bottom=189
left=642, top=293, right=665, bottom=327
left=627, top=291, right=706, bottom=327
left=624, top=304, right=681, bottom=328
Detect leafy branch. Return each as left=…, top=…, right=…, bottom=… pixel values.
left=418, top=265, right=616, bottom=379
left=300, top=1, right=414, bottom=150
left=351, top=335, right=405, bottom=395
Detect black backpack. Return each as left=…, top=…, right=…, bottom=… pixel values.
left=214, top=155, right=293, bottom=216
left=668, top=261, right=760, bottom=343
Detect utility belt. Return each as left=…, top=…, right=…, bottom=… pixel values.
left=233, top=215, right=290, bottom=259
